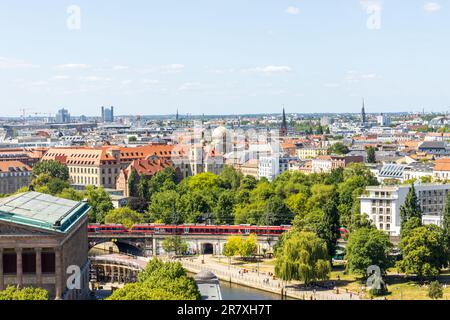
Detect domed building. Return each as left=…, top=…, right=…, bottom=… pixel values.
left=212, top=125, right=231, bottom=155
left=194, top=270, right=222, bottom=300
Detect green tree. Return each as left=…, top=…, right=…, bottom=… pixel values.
left=162, top=236, right=189, bottom=255
left=31, top=173, right=70, bottom=195
left=108, top=259, right=200, bottom=300
left=397, top=224, right=449, bottom=279
left=128, top=168, right=139, bottom=197
left=218, top=165, right=242, bottom=189
left=214, top=190, right=235, bottom=224
left=33, top=160, right=69, bottom=181
left=275, top=231, right=331, bottom=285
left=366, top=147, right=376, bottom=163
left=400, top=184, right=422, bottom=234
left=148, top=190, right=181, bottom=223
left=0, top=286, right=48, bottom=300
left=187, top=172, right=219, bottom=191
left=345, top=227, right=393, bottom=275
left=328, top=142, right=350, bottom=155
left=85, top=186, right=114, bottom=223
left=428, top=281, right=444, bottom=299
left=223, top=235, right=243, bottom=267
left=443, top=194, right=450, bottom=245
left=240, top=234, right=258, bottom=259
left=57, top=188, right=84, bottom=201
left=104, top=207, right=144, bottom=228
left=317, top=194, right=341, bottom=260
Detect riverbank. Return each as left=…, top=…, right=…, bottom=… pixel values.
left=176, top=256, right=358, bottom=300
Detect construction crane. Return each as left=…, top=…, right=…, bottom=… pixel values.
left=19, top=107, right=32, bottom=118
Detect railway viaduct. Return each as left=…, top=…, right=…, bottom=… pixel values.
left=88, top=233, right=282, bottom=257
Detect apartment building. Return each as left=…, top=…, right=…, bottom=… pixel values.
left=311, top=155, right=363, bottom=173
left=41, top=145, right=182, bottom=189
left=117, top=157, right=178, bottom=196
left=433, top=158, right=450, bottom=181
left=297, top=147, right=328, bottom=160
left=360, top=184, right=450, bottom=237
left=258, top=155, right=292, bottom=181
left=0, top=161, right=32, bottom=194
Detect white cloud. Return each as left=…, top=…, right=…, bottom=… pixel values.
left=81, top=76, right=112, bottom=82
left=286, top=6, right=300, bottom=15
left=137, top=64, right=185, bottom=74
left=178, top=82, right=201, bottom=91
left=345, top=70, right=380, bottom=82
left=112, top=65, right=129, bottom=71
left=55, top=63, right=91, bottom=70
left=51, top=75, right=70, bottom=81
left=324, top=83, right=340, bottom=88
left=160, top=64, right=185, bottom=73
left=243, top=65, right=292, bottom=75
left=0, top=57, right=38, bottom=69
left=121, top=80, right=133, bottom=86
left=424, top=2, right=441, bottom=12
left=142, top=79, right=160, bottom=85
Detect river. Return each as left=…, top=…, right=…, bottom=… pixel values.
left=219, top=280, right=291, bottom=300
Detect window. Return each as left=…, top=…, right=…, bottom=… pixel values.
left=22, top=251, right=36, bottom=274
left=42, top=251, right=55, bottom=273
left=2, top=251, right=17, bottom=274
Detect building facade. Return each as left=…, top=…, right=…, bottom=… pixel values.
left=360, top=184, right=450, bottom=237
left=0, top=192, right=90, bottom=299
left=311, top=155, right=364, bottom=173
left=41, top=145, right=181, bottom=190
left=0, top=161, right=32, bottom=194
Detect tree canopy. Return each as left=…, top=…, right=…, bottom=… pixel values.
left=0, top=286, right=48, bottom=300
left=396, top=224, right=449, bottom=278
left=108, top=259, right=200, bottom=300
left=32, top=160, right=69, bottom=181
left=345, top=227, right=393, bottom=276
left=275, top=231, right=331, bottom=284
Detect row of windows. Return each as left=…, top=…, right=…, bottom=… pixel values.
left=372, top=207, right=392, bottom=214
left=69, top=167, right=119, bottom=175
left=0, top=172, right=31, bottom=177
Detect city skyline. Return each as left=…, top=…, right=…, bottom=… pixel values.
left=1, top=0, right=450, bottom=116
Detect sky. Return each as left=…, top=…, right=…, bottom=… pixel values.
left=0, top=0, right=450, bottom=117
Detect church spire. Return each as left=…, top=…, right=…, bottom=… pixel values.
left=361, top=98, right=367, bottom=125
left=280, top=106, right=288, bottom=136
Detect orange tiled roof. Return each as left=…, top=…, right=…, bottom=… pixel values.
left=434, top=158, right=450, bottom=171
left=0, top=160, right=31, bottom=173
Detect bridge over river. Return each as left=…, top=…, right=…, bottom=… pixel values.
left=89, top=233, right=282, bottom=257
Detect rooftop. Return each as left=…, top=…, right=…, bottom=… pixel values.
left=0, top=191, right=90, bottom=233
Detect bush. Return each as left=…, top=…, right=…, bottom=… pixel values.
left=428, top=281, right=443, bottom=300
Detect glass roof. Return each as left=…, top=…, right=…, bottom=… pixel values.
left=0, top=191, right=89, bottom=232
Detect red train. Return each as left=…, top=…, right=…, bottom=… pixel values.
left=88, top=224, right=291, bottom=236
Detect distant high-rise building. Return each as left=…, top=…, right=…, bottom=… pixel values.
left=101, top=106, right=114, bottom=122
left=280, top=107, right=288, bottom=136
left=361, top=98, right=367, bottom=125
left=377, top=113, right=391, bottom=126
left=56, top=108, right=71, bottom=123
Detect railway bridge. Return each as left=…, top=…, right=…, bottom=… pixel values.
left=88, top=233, right=281, bottom=257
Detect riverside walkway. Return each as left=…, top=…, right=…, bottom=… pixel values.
left=176, top=256, right=361, bottom=300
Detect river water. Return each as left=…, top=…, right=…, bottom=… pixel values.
left=219, top=280, right=290, bottom=300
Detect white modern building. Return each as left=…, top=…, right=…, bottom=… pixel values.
left=258, top=155, right=292, bottom=181
left=360, top=183, right=450, bottom=237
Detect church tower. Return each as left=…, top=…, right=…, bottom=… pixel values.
left=361, top=98, right=367, bottom=125
left=280, top=107, right=288, bottom=137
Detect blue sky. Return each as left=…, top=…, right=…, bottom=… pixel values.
left=0, top=0, right=449, bottom=116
